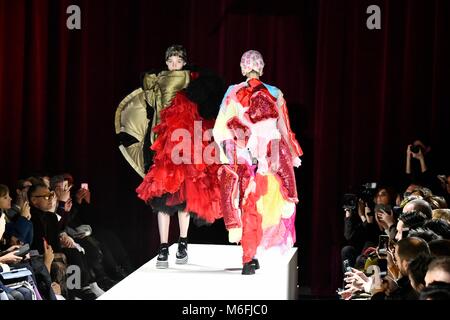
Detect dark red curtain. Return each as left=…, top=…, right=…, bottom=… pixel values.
left=1, top=0, right=449, bottom=296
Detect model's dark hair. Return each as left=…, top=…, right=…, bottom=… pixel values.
left=165, top=45, right=187, bottom=63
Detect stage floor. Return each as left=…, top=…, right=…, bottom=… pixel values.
left=99, top=243, right=298, bottom=300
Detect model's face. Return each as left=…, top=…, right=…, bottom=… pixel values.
left=166, top=55, right=185, bottom=71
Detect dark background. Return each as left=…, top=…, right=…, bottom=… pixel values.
left=1, top=0, right=449, bottom=296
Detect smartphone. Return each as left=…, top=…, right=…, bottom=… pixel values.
left=343, top=259, right=352, bottom=273
left=378, top=235, right=389, bottom=256
left=81, top=183, right=89, bottom=190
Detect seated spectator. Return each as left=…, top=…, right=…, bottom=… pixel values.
left=395, top=198, right=432, bottom=241
left=65, top=173, right=134, bottom=279
left=408, top=253, right=435, bottom=293
left=1, top=191, right=40, bottom=300
left=28, top=182, right=100, bottom=300
left=387, top=237, right=430, bottom=299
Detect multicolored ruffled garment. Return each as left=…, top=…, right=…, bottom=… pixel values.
left=212, top=78, right=303, bottom=264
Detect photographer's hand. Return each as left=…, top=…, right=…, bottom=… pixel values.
left=357, top=199, right=366, bottom=222
left=344, top=270, right=370, bottom=293
left=344, top=208, right=352, bottom=219
left=76, top=188, right=90, bottom=204
left=20, top=201, right=31, bottom=220
left=415, top=148, right=428, bottom=173
left=378, top=209, right=394, bottom=228
left=386, top=249, right=400, bottom=280
left=0, top=250, right=22, bottom=264
left=406, top=145, right=412, bottom=174
left=338, top=288, right=355, bottom=300
left=364, top=204, right=374, bottom=223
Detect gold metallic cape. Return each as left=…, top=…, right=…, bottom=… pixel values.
left=115, top=71, right=190, bottom=177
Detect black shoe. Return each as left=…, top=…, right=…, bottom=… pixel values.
left=251, top=258, right=260, bottom=270
left=156, top=244, right=169, bottom=269
left=242, top=262, right=255, bottom=275
left=176, top=238, right=188, bottom=264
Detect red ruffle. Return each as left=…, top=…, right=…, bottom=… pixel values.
left=136, top=92, right=222, bottom=223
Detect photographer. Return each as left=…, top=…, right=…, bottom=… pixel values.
left=342, top=185, right=398, bottom=272
left=405, top=139, right=442, bottom=195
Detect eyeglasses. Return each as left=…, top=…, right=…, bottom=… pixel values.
left=32, top=192, right=55, bottom=200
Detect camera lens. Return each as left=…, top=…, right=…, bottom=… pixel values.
left=410, top=145, right=420, bottom=153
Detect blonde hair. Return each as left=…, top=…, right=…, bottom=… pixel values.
left=432, top=209, right=450, bottom=222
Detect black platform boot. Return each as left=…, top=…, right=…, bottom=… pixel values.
left=251, top=258, right=260, bottom=270
left=242, top=261, right=255, bottom=275
left=156, top=243, right=169, bottom=269
left=176, top=237, right=188, bottom=264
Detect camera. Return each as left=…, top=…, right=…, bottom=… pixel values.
left=359, top=182, right=378, bottom=204
left=410, top=145, right=421, bottom=154
left=343, top=259, right=352, bottom=273
left=342, top=182, right=377, bottom=211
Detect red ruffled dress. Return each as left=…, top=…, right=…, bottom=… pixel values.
left=136, top=90, right=222, bottom=224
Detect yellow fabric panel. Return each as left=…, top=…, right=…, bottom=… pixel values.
left=257, top=174, right=293, bottom=229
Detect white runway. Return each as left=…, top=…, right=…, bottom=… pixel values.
left=99, top=243, right=298, bottom=300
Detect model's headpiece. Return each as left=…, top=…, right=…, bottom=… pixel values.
left=240, top=50, right=264, bottom=76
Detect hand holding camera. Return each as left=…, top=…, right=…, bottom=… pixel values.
left=55, top=182, right=71, bottom=202
left=343, top=259, right=352, bottom=273
left=0, top=245, right=21, bottom=264
left=76, top=185, right=91, bottom=204
left=375, top=204, right=395, bottom=228
left=20, top=201, right=31, bottom=220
